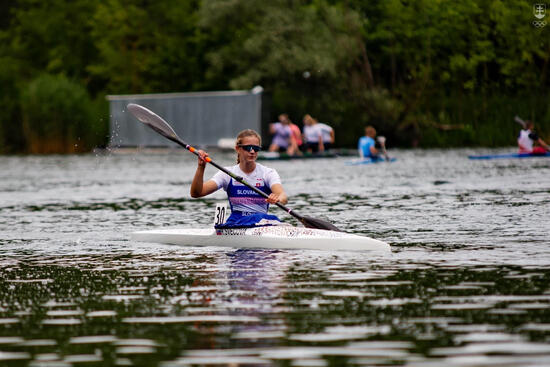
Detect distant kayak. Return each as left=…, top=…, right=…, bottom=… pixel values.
left=345, top=157, right=397, bottom=166
left=257, top=150, right=355, bottom=161
left=468, top=152, right=550, bottom=160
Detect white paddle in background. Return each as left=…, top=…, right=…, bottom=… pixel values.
left=514, top=115, right=526, bottom=129
left=377, top=136, right=390, bottom=161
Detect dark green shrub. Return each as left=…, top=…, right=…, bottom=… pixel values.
left=20, top=74, right=95, bottom=153
left=0, top=58, right=24, bottom=154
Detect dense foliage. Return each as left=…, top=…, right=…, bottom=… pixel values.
left=0, top=0, right=548, bottom=153
left=20, top=74, right=103, bottom=153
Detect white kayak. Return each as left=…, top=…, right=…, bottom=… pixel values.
left=131, top=226, right=391, bottom=252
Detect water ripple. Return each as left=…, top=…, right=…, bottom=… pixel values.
left=1, top=150, right=549, bottom=366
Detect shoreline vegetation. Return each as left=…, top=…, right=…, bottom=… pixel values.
left=0, top=0, right=548, bottom=154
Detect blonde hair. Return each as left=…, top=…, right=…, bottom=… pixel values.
left=305, top=114, right=319, bottom=124
left=235, top=129, right=262, bottom=163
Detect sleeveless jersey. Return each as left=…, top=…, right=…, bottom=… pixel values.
left=211, top=163, right=281, bottom=216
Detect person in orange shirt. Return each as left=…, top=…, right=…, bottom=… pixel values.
left=289, top=119, right=303, bottom=153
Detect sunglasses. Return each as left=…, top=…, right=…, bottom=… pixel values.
left=238, top=144, right=262, bottom=152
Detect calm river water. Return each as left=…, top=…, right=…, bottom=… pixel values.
left=1, top=148, right=549, bottom=367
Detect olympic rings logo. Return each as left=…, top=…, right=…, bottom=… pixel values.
left=533, top=20, right=547, bottom=28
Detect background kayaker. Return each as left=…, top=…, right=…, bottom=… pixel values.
left=316, top=118, right=335, bottom=151
left=268, top=113, right=299, bottom=155
left=358, top=126, right=380, bottom=158
left=191, top=129, right=288, bottom=228
left=302, top=114, right=324, bottom=153
left=518, top=120, right=550, bottom=154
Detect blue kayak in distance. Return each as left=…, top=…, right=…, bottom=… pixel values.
left=468, top=152, right=550, bottom=160
left=345, top=157, right=397, bottom=166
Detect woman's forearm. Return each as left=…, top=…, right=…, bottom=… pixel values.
left=190, top=166, right=206, bottom=197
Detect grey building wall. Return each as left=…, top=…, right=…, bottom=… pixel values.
left=107, top=88, right=264, bottom=148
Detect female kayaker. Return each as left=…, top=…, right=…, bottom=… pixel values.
left=190, top=129, right=288, bottom=228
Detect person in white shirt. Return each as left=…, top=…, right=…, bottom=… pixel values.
left=517, top=120, right=550, bottom=154
left=302, top=114, right=324, bottom=153
left=317, top=122, right=334, bottom=150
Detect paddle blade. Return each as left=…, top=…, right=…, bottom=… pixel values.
left=300, top=216, right=342, bottom=232
left=127, top=103, right=181, bottom=143
left=514, top=115, right=526, bottom=128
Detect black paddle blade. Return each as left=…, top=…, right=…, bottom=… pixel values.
left=127, top=103, right=182, bottom=144
left=300, top=216, right=342, bottom=232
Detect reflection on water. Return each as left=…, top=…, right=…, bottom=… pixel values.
left=0, top=149, right=549, bottom=366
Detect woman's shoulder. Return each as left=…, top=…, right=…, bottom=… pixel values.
left=214, top=164, right=240, bottom=176
left=255, top=163, right=281, bottom=184
left=255, top=163, right=278, bottom=174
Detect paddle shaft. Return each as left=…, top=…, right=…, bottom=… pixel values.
left=380, top=142, right=390, bottom=161
left=169, top=135, right=306, bottom=222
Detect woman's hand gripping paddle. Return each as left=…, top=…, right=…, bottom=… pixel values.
left=127, top=103, right=341, bottom=232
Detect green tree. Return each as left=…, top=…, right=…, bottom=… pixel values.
left=0, top=56, right=24, bottom=153
left=1, top=0, right=549, bottom=152
left=20, top=74, right=96, bottom=153
left=3, top=0, right=100, bottom=91
left=89, top=0, right=205, bottom=94
left=199, top=0, right=374, bottom=145
left=356, top=0, right=549, bottom=146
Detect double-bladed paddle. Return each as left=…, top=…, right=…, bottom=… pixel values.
left=127, top=103, right=341, bottom=232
